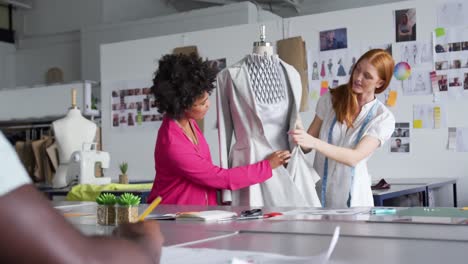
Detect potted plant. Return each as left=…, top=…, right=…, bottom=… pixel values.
left=119, top=162, right=129, bottom=184
left=116, top=193, right=141, bottom=224
left=96, top=193, right=117, bottom=225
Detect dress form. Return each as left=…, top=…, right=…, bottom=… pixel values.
left=52, top=90, right=97, bottom=188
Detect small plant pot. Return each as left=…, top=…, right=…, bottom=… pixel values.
left=116, top=205, right=139, bottom=224
left=119, top=174, right=129, bottom=184
left=97, top=205, right=116, bottom=225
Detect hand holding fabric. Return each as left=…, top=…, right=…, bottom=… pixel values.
left=289, top=129, right=318, bottom=150
left=265, top=150, right=291, bottom=169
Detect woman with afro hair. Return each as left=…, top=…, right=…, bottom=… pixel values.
left=147, top=53, right=291, bottom=205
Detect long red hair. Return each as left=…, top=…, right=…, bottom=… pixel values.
left=330, top=49, right=394, bottom=127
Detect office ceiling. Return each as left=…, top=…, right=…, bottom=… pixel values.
left=168, top=0, right=305, bottom=17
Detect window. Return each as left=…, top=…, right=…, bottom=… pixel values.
left=0, top=4, right=14, bottom=43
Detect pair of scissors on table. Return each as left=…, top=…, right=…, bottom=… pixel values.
left=237, top=208, right=282, bottom=220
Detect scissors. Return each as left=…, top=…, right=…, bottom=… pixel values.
left=238, top=209, right=282, bottom=220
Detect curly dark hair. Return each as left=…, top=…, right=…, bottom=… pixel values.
left=151, top=53, right=217, bottom=119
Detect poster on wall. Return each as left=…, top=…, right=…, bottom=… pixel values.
left=111, top=80, right=163, bottom=129
left=207, top=58, right=226, bottom=74
left=390, top=122, right=410, bottom=153
left=319, top=28, right=347, bottom=51
left=395, top=8, right=417, bottom=42
left=432, top=27, right=468, bottom=98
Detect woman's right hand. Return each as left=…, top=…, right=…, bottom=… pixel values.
left=266, top=150, right=291, bottom=169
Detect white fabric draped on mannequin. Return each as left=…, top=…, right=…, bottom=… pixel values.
left=216, top=54, right=321, bottom=207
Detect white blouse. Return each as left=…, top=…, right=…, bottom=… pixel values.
left=0, top=132, right=31, bottom=197
left=313, top=92, right=395, bottom=208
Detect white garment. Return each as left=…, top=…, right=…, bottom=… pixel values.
left=217, top=54, right=321, bottom=207
left=314, top=92, right=395, bottom=208
left=0, top=132, right=31, bottom=196
left=252, top=55, right=291, bottom=151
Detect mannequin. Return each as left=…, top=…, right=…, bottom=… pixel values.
left=217, top=25, right=321, bottom=207
left=52, top=89, right=97, bottom=188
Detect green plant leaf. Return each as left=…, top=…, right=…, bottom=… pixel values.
left=117, top=193, right=141, bottom=206
left=119, top=162, right=128, bottom=174
left=96, top=193, right=117, bottom=205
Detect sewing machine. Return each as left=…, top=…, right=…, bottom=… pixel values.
left=69, top=143, right=112, bottom=185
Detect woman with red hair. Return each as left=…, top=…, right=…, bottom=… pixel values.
left=290, top=49, right=395, bottom=208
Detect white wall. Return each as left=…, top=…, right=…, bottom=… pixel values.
left=14, top=32, right=81, bottom=87
left=0, top=42, right=16, bottom=89
left=16, top=0, right=102, bottom=36
left=285, top=0, right=468, bottom=206
left=100, top=20, right=283, bottom=181
left=82, top=2, right=280, bottom=82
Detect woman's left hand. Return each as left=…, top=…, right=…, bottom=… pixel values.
left=289, top=129, right=318, bottom=149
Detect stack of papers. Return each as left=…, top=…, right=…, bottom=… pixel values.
left=176, top=210, right=237, bottom=221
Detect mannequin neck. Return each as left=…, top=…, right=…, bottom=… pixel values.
left=253, top=45, right=274, bottom=56
left=65, top=108, right=83, bottom=118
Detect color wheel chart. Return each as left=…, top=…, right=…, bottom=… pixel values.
left=394, top=62, right=411, bottom=81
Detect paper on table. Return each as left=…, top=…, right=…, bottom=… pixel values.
left=176, top=210, right=237, bottom=221
left=161, top=227, right=341, bottom=264
left=282, top=208, right=370, bottom=216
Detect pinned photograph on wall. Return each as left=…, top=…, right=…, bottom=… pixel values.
left=464, top=72, right=468, bottom=90
left=392, top=122, right=410, bottom=138
left=207, top=58, right=226, bottom=74
left=390, top=137, right=410, bottom=153
left=447, top=73, right=464, bottom=100
left=319, top=28, right=347, bottom=51
left=111, top=80, right=163, bottom=129
left=435, top=74, right=448, bottom=91
left=435, top=60, right=449, bottom=70
left=395, top=8, right=416, bottom=42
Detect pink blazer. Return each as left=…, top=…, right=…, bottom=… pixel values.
left=147, top=116, right=272, bottom=205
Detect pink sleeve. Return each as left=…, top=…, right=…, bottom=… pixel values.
left=162, top=143, right=272, bottom=190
